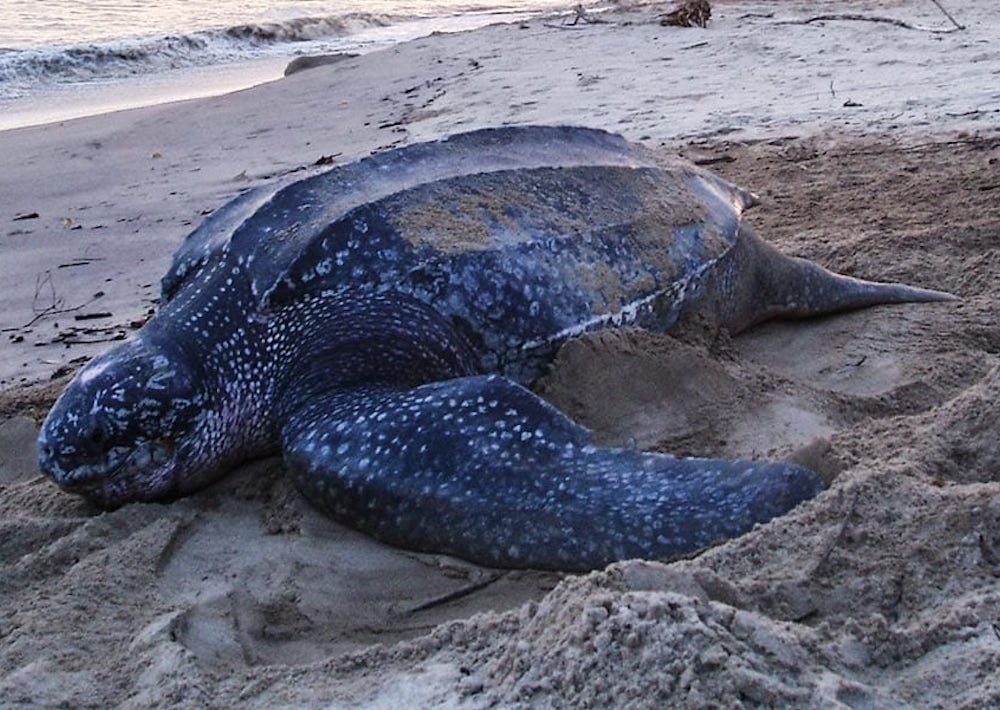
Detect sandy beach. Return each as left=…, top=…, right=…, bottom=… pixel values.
left=2, top=0, right=999, bottom=705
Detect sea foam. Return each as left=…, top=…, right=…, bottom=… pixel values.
left=0, top=12, right=408, bottom=99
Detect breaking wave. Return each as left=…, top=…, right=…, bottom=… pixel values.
left=0, top=12, right=411, bottom=98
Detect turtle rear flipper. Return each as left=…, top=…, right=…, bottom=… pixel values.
left=691, top=225, right=958, bottom=334
left=279, top=375, right=823, bottom=571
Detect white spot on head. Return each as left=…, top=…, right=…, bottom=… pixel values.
left=78, top=358, right=115, bottom=385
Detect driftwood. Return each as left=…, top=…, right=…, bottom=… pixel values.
left=781, top=0, right=964, bottom=34
left=660, top=0, right=711, bottom=28
left=568, top=4, right=607, bottom=25
left=543, top=0, right=962, bottom=35
left=781, top=13, right=963, bottom=34
left=544, top=4, right=608, bottom=30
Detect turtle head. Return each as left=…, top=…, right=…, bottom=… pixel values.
left=38, top=336, right=211, bottom=509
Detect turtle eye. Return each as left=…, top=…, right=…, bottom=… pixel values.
left=85, top=425, right=109, bottom=452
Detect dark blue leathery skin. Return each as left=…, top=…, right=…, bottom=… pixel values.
left=280, top=375, right=822, bottom=571
left=44, top=125, right=926, bottom=570
left=257, top=161, right=747, bottom=383
left=267, top=288, right=822, bottom=569
left=162, top=126, right=664, bottom=304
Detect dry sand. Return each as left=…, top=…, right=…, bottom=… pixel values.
left=2, top=1, right=999, bottom=706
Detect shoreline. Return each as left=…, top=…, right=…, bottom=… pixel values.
left=0, top=6, right=572, bottom=133
left=0, top=56, right=290, bottom=132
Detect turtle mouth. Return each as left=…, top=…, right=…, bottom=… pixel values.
left=45, top=438, right=178, bottom=509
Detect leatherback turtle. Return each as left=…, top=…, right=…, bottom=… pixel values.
left=37, top=126, right=953, bottom=571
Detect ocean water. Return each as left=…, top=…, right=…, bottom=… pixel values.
left=0, top=0, right=589, bottom=126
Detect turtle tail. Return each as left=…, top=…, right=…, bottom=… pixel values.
left=705, top=225, right=957, bottom=334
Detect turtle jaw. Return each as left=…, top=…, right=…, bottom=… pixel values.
left=38, top=434, right=180, bottom=509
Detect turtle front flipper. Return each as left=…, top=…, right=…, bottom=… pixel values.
left=280, top=375, right=823, bottom=571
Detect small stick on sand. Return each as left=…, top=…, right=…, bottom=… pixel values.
left=24, top=271, right=104, bottom=328
left=400, top=572, right=505, bottom=615
left=928, top=0, right=965, bottom=31
left=811, top=489, right=860, bottom=577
